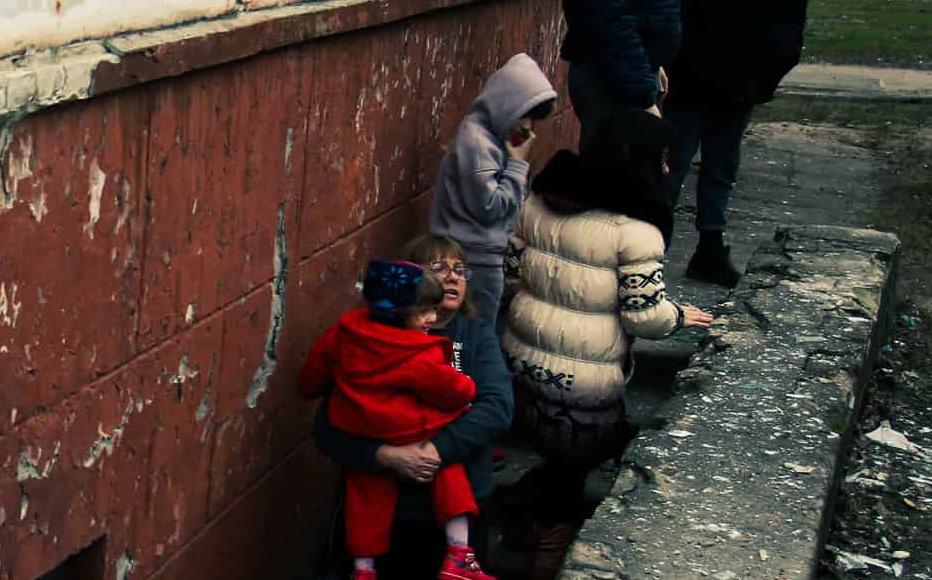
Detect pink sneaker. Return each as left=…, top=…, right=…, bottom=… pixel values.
left=438, top=545, right=496, bottom=580
left=352, top=569, right=377, bottom=580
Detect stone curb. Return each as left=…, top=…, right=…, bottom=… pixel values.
left=779, top=64, right=932, bottom=102
left=561, top=225, right=900, bottom=579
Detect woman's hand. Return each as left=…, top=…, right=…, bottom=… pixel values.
left=682, top=304, right=714, bottom=328
left=375, top=442, right=441, bottom=483
left=657, top=66, right=669, bottom=103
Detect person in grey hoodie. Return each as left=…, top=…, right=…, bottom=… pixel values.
left=429, top=53, right=557, bottom=330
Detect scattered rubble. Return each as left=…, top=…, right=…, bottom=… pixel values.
left=820, top=304, right=932, bottom=578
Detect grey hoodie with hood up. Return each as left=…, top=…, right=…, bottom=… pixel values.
left=429, top=53, right=557, bottom=266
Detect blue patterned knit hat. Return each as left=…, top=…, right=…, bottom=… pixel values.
left=362, top=259, right=425, bottom=327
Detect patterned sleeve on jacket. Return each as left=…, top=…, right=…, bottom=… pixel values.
left=616, top=258, right=682, bottom=339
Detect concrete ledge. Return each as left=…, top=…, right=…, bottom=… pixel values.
left=0, top=0, right=483, bottom=119
left=778, top=64, right=932, bottom=102
left=561, top=225, right=900, bottom=579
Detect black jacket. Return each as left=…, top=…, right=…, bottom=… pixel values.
left=666, top=0, right=808, bottom=109
left=561, top=0, right=681, bottom=110
left=313, top=314, right=513, bottom=507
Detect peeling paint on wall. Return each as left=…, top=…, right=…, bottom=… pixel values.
left=0, top=282, right=23, bottom=328
left=169, top=355, right=199, bottom=385
left=28, top=185, right=47, bottom=222
left=283, top=126, right=294, bottom=175
left=353, top=87, right=367, bottom=132
left=115, top=550, right=135, bottom=580
left=82, top=399, right=137, bottom=469
left=16, top=442, right=60, bottom=481
left=246, top=202, right=287, bottom=409
left=19, top=493, right=29, bottom=520
left=84, top=157, right=105, bottom=239
left=195, top=396, right=211, bottom=422
left=184, top=303, right=196, bottom=324
left=113, top=178, right=132, bottom=233
left=1, top=132, right=33, bottom=215
left=82, top=423, right=119, bottom=468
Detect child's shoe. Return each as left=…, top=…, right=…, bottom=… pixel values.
left=438, top=545, right=496, bottom=580
left=352, top=569, right=377, bottom=580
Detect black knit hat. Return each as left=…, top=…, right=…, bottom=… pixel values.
left=362, top=260, right=425, bottom=327
left=580, top=109, right=677, bottom=170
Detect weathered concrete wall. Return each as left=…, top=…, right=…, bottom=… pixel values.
left=0, top=0, right=577, bottom=577
left=0, top=0, right=311, bottom=58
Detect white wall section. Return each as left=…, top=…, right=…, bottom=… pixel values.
left=0, top=0, right=238, bottom=57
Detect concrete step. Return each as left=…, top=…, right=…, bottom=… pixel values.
left=561, top=225, right=900, bottom=579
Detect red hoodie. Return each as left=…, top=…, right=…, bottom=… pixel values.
left=299, top=309, right=477, bottom=442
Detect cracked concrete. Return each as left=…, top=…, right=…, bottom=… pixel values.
left=246, top=202, right=288, bottom=409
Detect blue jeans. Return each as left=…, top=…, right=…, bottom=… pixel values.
left=665, top=107, right=753, bottom=232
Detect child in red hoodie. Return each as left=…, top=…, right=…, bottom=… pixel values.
left=300, top=260, right=496, bottom=580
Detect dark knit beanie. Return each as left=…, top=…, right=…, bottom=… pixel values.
left=362, top=259, right=425, bottom=327
left=580, top=109, right=677, bottom=171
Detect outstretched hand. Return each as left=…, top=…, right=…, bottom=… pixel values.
left=375, top=441, right=442, bottom=483
left=682, top=304, right=714, bottom=328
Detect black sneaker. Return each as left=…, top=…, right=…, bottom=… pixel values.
left=686, top=244, right=741, bottom=288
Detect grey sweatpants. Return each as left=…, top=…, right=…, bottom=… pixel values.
left=467, top=262, right=505, bottom=331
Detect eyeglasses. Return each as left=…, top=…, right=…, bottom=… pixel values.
left=428, top=261, right=472, bottom=280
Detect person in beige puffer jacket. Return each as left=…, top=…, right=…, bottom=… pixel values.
left=502, top=110, right=713, bottom=468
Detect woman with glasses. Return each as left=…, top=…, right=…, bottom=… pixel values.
left=313, top=234, right=514, bottom=580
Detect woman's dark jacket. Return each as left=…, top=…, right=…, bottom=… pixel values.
left=666, top=0, right=808, bottom=109
left=561, top=0, right=681, bottom=110
left=313, top=314, right=514, bottom=509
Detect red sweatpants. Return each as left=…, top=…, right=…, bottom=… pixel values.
left=344, top=463, right=478, bottom=557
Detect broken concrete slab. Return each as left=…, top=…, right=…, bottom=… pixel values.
left=563, top=225, right=900, bottom=579
left=630, top=122, right=884, bottom=409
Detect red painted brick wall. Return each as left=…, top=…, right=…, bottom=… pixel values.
left=0, top=0, right=578, bottom=578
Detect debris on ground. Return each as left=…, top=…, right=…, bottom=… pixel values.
left=820, top=304, right=932, bottom=578
left=865, top=421, right=921, bottom=455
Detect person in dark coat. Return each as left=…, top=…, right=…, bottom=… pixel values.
left=664, top=0, right=808, bottom=287
left=561, top=0, right=681, bottom=150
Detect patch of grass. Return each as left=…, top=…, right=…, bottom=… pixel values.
left=804, top=0, right=932, bottom=69
left=754, top=95, right=928, bottom=130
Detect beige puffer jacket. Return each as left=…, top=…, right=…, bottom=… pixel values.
left=502, top=193, right=683, bottom=462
